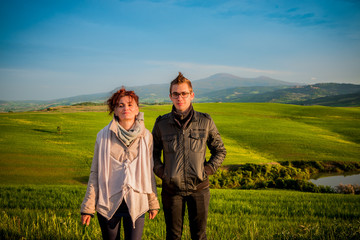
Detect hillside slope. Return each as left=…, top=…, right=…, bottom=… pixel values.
left=198, top=83, right=360, bottom=106
left=191, top=73, right=296, bottom=94
left=0, top=73, right=296, bottom=111
left=0, top=103, right=359, bottom=185
left=295, top=91, right=360, bottom=107
left=2, top=74, right=359, bottom=112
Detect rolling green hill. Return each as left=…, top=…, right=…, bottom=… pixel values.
left=195, top=85, right=290, bottom=102
left=0, top=73, right=298, bottom=112
left=198, top=83, right=360, bottom=105
left=2, top=72, right=359, bottom=112
left=0, top=103, right=359, bottom=185
left=294, top=91, right=360, bottom=107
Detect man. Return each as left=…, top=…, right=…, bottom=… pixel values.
left=152, top=72, right=226, bottom=240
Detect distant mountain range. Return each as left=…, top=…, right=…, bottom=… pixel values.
left=1, top=73, right=359, bottom=112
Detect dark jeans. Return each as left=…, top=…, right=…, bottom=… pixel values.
left=97, top=201, right=145, bottom=240
left=162, top=188, right=210, bottom=240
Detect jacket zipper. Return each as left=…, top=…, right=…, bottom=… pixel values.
left=182, top=129, right=188, bottom=193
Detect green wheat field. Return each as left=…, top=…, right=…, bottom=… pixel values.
left=1, top=103, right=359, bottom=239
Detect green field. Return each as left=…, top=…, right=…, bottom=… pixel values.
left=0, top=103, right=359, bottom=239
left=0, top=103, right=359, bottom=185
left=1, top=185, right=359, bottom=240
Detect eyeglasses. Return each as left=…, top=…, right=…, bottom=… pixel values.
left=171, top=91, right=191, bottom=99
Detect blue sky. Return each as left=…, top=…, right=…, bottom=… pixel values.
left=1, top=0, right=359, bottom=100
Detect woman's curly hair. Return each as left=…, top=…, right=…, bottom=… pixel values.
left=107, top=87, right=139, bottom=115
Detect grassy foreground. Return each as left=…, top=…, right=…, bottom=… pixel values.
left=0, top=103, right=359, bottom=185
left=0, top=103, right=359, bottom=239
left=1, top=185, right=359, bottom=240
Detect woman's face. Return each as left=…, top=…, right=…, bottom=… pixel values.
left=114, top=96, right=139, bottom=122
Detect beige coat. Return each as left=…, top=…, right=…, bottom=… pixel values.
left=81, top=118, right=159, bottom=224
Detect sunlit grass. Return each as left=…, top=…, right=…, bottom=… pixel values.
left=0, top=185, right=359, bottom=239
left=0, top=103, right=359, bottom=239
left=0, top=103, right=359, bottom=185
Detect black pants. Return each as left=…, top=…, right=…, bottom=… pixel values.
left=97, top=201, right=145, bottom=240
left=162, top=188, right=210, bottom=240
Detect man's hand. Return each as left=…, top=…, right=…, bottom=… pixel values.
left=81, top=215, right=91, bottom=226
left=149, top=210, right=158, bottom=219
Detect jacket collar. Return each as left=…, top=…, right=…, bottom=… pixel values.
left=168, top=106, right=198, bottom=125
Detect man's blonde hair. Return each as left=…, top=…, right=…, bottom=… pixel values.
left=169, top=72, right=193, bottom=93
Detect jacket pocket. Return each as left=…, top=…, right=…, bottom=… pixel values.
left=162, top=135, right=177, bottom=153
left=189, top=129, right=206, bottom=152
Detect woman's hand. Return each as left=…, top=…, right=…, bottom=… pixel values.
left=81, top=214, right=92, bottom=226
left=148, top=210, right=158, bottom=219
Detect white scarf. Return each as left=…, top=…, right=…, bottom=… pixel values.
left=116, top=116, right=142, bottom=146
left=96, top=121, right=154, bottom=213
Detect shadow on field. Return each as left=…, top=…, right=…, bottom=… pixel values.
left=32, top=128, right=55, bottom=134
left=0, top=229, right=22, bottom=239
left=75, top=176, right=89, bottom=184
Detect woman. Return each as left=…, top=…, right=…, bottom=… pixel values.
left=81, top=87, right=159, bottom=240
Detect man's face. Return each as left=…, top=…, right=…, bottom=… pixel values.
left=169, top=83, right=194, bottom=112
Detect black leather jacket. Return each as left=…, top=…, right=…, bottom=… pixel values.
left=152, top=110, right=226, bottom=195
